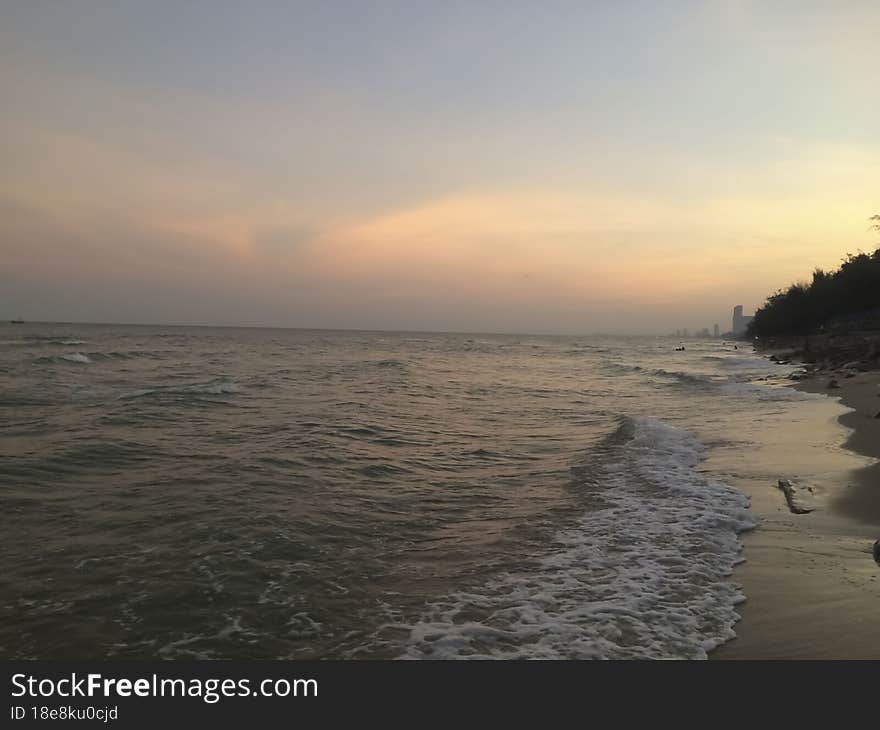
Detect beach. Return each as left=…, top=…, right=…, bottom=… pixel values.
left=714, top=370, right=880, bottom=659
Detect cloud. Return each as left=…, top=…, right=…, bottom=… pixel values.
left=1, top=46, right=878, bottom=333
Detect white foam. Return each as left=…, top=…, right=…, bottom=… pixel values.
left=721, top=381, right=823, bottom=401
left=60, top=352, right=91, bottom=364
left=398, top=417, right=755, bottom=659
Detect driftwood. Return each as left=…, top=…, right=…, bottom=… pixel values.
left=777, top=479, right=815, bottom=514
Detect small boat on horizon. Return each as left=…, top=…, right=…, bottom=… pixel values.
left=9, top=318, right=25, bottom=324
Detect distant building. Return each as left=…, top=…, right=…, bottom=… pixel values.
left=732, top=305, right=753, bottom=336
left=713, top=323, right=719, bottom=338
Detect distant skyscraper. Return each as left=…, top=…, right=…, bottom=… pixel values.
left=713, top=323, right=719, bottom=338
left=732, top=305, right=753, bottom=335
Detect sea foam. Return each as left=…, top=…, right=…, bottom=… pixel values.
left=59, top=353, right=92, bottom=364
left=399, top=417, right=756, bottom=659
left=720, top=381, right=824, bottom=401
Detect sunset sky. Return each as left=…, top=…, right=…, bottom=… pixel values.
left=2, top=1, right=878, bottom=334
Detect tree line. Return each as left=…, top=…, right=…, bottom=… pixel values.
left=747, top=216, right=880, bottom=338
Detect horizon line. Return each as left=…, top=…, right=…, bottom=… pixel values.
left=1, top=318, right=691, bottom=339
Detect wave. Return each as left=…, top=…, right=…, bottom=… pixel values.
left=35, top=350, right=169, bottom=365
left=59, top=352, right=92, bottom=364
left=13, top=339, right=89, bottom=346
left=375, top=359, right=407, bottom=369
left=397, top=417, right=755, bottom=659
left=562, top=344, right=606, bottom=356
left=88, top=350, right=168, bottom=361
left=601, top=363, right=719, bottom=388
left=700, top=354, right=775, bottom=370
left=720, top=381, right=824, bottom=402
left=598, top=361, right=644, bottom=375
left=32, top=352, right=92, bottom=365
left=650, top=368, right=718, bottom=387
left=117, top=379, right=240, bottom=400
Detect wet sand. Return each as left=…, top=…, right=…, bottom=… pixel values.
left=713, top=372, right=880, bottom=659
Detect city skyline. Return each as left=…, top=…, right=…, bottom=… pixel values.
left=671, top=305, right=753, bottom=339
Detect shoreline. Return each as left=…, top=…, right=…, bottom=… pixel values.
left=712, top=366, right=880, bottom=659
left=800, top=373, right=880, bottom=523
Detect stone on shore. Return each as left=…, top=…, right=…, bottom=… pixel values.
left=777, top=479, right=816, bottom=514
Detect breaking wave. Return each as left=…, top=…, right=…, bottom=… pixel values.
left=35, top=350, right=168, bottom=365
left=650, top=369, right=718, bottom=388
left=398, top=417, right=755, bottom=659
left=59, top=353, right=92, bottom=364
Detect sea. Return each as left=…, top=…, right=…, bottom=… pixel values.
left=0, top=322, right=846, bottom=659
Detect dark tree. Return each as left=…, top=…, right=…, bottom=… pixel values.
left=748, top=217, right=880, bottom=338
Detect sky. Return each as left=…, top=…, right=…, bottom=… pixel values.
left=1, top=1, right=878, bottom=334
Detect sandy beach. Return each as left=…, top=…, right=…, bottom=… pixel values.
left=714, top=371, right=880, bottom=659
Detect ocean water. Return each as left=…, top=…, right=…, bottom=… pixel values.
left=0, top=323, right=833, bottom=659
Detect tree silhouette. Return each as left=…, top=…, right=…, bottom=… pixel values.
left=748, top=216, right=880, bottom=338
